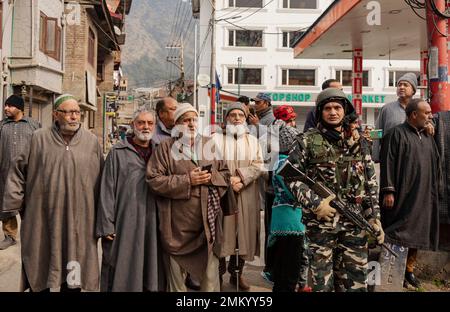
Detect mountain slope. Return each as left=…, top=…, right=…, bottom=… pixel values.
left=122, top=0, right=196, bottom=89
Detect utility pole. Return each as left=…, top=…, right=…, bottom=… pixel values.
left=166, top=42, right=185, bottom=97
left=208, top=12, right=241, bottom=124
left=194, top=23, right=198, bottom=110
left=237, top=57, right=242, bottom=96
left=209, top=0, right=216, bottom=125
left=426, top=0, right=449, bottom=112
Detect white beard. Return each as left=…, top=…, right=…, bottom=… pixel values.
left=59, top=121, right=81, bottom=134
left=225, top=123, right=248, bottom=137
left=134, top=128, right=153, bottom=142
left=172, top=124, right=198, bottom=143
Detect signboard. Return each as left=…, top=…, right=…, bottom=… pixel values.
left=267, top=92, right=388, bottom=104
left=348, top=94, right=387, bottom=104
left=268, top=93, right=312, bottom=102
left=105, top=94, right=118, bottom=113
left=374, top=243, right=409, bottom=292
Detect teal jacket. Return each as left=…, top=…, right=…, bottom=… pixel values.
left=268, top=154, right=305, bottom=247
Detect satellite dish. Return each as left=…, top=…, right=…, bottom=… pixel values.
left=197, top=74, right=210, bottom=87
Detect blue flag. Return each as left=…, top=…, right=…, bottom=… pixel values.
left=215, top=72, right=221, bottom=104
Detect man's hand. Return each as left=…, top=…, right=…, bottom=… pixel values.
left=352, top=128, right=360, bottom=141
left=230, top=176, right=242, bottom=186
left=424, top=122, right=435, bottom=136
left=383, top=193, right=395, bottom=209
left=248, top=114, right=259, bottom=125
left=362, top=126, right=373, bottom=143
left=190, top=167, right=211, bottom=186
left=369, top=218, right=385, bottom=245
left=231, top=176, right=243, bottom=192
left=105, top=234, right=116, bottom=241
left=347, top=129, right=360, bottom=146
left=232, top=182, right=244, bottom=193
left=315, top=194, right=337, bottom=222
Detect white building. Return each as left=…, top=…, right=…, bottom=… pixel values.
left=193, top=0, right=420, bottom=129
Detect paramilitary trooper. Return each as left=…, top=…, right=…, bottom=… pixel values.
left=285, top=88, right=385, bottom=292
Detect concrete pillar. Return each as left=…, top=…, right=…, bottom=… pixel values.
left=352, top=48, right=363, bottom=116
left=366, top=108, right=375, bottom=126
left=426, top=0, right=449, bottom=112
left=420, top=50, right=429, bottom=99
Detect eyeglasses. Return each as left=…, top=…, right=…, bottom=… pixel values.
left=228, top=112, right=246, bottom=119
left=56, top=109, right=81, bottom=116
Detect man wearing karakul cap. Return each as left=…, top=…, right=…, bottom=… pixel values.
left=147, top=103, right=230, bottom=292
left=2, top=94, right=103, bottom=292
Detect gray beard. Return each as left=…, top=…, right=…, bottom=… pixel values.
left=134, top=129, right=153, bottom=142
left=59, top=122, right=81, bottom=135
left=225, top=123, right=248, bottom=137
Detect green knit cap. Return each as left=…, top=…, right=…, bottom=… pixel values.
left=54, top=94, right=77, bottom=109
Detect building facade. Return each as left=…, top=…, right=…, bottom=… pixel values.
left=62, top=0, right=132, bottom=148
left=1, top=0, right=65, bottom=126
left=0, top=0, right=132, bottom=148
left=194, top=0, right=420, bottom=129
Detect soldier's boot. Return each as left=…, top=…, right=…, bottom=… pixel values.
left=0, top=235, right=17, bottom=250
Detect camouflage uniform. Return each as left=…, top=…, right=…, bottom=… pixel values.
left=287, top=127, right=380, bottom=292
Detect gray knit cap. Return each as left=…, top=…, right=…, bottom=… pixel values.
left=225, top=102, right=247, bottom=118
left=397, top=72, right=417, bottom=94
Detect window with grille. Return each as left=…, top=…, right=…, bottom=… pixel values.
left=228, top=67, right=262, bottom=85
left=281, top=69, right=315, bottom=86
left=39, top=12, right=62, bottom=61
left=282, top=30, right=304, bottom=48
left=336, top=70, right=370, bottom=87
left=229, top=0, right=263, bottom=8
left=388, top=70, right=420, bottom=87
left=282, top=0, right=317, bottom=9
left=228, top=29, right=263, bottom=47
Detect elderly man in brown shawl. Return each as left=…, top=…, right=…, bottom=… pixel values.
left=2, top=94, right=103, bottom=292
left=147, top=103, right=230, bottom=292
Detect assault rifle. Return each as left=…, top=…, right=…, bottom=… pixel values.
left=278, top=159, right=398, bottom=258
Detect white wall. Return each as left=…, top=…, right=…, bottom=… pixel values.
left=197, top=0, right=213, bottom=129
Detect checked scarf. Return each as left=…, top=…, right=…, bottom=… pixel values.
left=207, top=186, right=221, bottom=243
